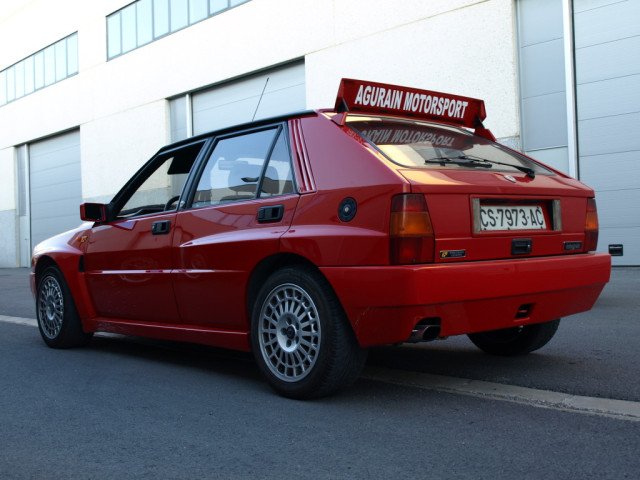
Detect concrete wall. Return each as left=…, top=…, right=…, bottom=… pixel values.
left=306, top=0, right=519, bottom=139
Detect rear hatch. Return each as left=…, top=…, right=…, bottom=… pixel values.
left=347, top=116, right=598, bottom=263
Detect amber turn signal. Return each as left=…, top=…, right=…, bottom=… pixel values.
left=390, top=194, right=435, bottom=264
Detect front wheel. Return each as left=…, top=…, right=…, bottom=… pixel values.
left=467, top=319, right=560, bottom=356
left=36, top=266, right=93, bottom=349
left=250, top=266, right=367, bottom=399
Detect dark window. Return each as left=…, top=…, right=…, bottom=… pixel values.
left=116, top=142, right=204, bottom=218
left=192, top=128, right=294, bottom=207
left=262, top=131, right=294, bottom=197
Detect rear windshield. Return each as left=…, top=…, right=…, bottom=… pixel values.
left=347, top=116, right=552, bottom=176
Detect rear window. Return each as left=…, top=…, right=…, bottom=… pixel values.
left=347, top=116, right=552, bottom=176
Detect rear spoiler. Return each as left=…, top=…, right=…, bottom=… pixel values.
left=333, top=78, right=496, bottom=141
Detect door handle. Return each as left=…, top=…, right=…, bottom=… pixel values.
left=151, top=220, right=171, bottom=235
left=257, top=205, right=284, bottom=223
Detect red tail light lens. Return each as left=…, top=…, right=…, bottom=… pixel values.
left=584, top=198, right=599, bottom=252
left=390, top=194, right=434, bottom=264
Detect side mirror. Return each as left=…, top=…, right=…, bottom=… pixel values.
left=80, top=203, right=107, bottom=222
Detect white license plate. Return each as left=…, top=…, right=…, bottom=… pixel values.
left=479, top=205, right=546, bottom=231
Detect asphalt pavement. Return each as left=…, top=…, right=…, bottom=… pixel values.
left=3, top=265, right=639, bottom=402
left=0, top=268, right=33, bottom=319
left=1, top=266, right=639, bottom=479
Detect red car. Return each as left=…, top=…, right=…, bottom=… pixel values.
left=31, top=79, right=611, bottom=399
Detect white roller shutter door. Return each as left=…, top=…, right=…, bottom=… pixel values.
left=29, top=130, right=82, bottom=249
left=192, top=62, right=305, bottom=135
left=574, top=1, right=640, bottom=265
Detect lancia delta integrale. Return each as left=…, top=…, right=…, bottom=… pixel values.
left=31, top=79, right=611, bottom=399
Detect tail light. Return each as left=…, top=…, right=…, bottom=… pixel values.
left=584, top=198, right=599, bottom=252
left=390, top=194, right=435, bottom=264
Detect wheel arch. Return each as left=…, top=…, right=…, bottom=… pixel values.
left=246, top=253, right=318, bottom=316
left=247, top=253, right=367, bottom=398
left=34, top=255, right=58, bottom=284
left=246, top=252, right=363, bottom=345
left=33, top=254, right=96, bottom=322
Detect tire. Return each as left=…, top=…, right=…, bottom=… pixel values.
left=36, top=266, right=93, bottom=349
left=250, top=265, right=367, bottom=399
left=467, top=319, right=560, bottom=356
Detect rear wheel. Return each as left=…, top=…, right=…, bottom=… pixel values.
left=36, top=266, right=92, bottom=348
left=250, top=266, right=367, bottom=399
left=467, top=319, right=560, bottom=356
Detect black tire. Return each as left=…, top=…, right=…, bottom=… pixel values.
left=36, top=266, right=93, bottom=349
left=467, top=319, right=560, bottom=356
left=250, top=265, right=367, bottom=399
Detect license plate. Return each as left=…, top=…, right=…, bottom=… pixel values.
left=479, top=205, right=546, bottom=231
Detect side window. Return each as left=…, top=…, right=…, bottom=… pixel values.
left=193, top=127, right=294, bottom=208
left=116, top=142, right=203, bottom=218
left=261, top=132, right=294, bottom=197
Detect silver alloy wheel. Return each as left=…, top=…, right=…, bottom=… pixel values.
left=258, top=283, right=321, bottom=382
left=38, top=275, right=65, bottom=339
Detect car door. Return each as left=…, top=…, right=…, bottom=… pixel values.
left=83, top=141, right=208, bottom=323
left=171, top=126, right=299, bottom=330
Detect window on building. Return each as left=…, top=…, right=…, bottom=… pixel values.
left=107, top=0, right=251, bottom=60
left=0, top=33, right=78, bottom=108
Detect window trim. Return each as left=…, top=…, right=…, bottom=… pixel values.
left=183, top=122, right=297, bottom=210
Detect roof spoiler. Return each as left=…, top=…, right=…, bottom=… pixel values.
left=332, top=78, right=496, bottom=141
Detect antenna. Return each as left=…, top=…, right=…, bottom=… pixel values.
left=252, top=77, right=270, bottom=121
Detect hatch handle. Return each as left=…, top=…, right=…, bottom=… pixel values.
left=511, top=239, right=532, bottom=255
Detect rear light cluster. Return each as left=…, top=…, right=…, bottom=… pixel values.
left=390, top=194, right=435, bottom=264
left=584, top=198, right=599, bottom=252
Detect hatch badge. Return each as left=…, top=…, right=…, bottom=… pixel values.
left=440, top=249, right=467, bottom=259
left=502, top=174, right=517, bottom=183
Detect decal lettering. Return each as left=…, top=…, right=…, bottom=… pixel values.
left=359, top=128, right=456, bottom=147
left=361, top=128, right=393, bottom=144
left=403, top=93, right=468, bottom=120
left=354, top=85, right=468, bottom=120
left=354, top=85, right=403, bottom=110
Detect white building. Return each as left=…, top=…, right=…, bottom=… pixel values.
left=0, top=0, right=638, bottom=267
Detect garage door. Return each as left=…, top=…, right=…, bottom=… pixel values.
left=170, top=62, right=305, bottom=142
left=574, top=1, right=640, bottom=265
left=29, top=130, right=82, bottom=249
left=192, top=62, right=305, bottom=135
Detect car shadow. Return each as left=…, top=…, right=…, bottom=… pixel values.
left=87, top=333, right=263, bottom=383
left=80, top=332, right=573, bottom=399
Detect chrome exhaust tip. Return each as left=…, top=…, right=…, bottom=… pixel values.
left=407, top=318, right=441, bottom=343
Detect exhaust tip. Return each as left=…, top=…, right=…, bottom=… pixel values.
left=408, top=318, right=441, bottom=343
left=515, top=303, right=534, bottom=319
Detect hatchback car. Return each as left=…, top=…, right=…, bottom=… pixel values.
left=32, top=79, right=611, bottom=399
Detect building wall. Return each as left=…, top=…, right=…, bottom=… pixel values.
left=0, top=0, right=519, bottom=267
left=306, top=0, right=520, bottom=140
left=573, top=0, right=640, bottom=266
left=0, top=147, right=16, bottom=266
left=516, top=0, right=569, bottom=172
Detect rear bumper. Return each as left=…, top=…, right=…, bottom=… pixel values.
left=320, top=252, right=611, bottom=347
